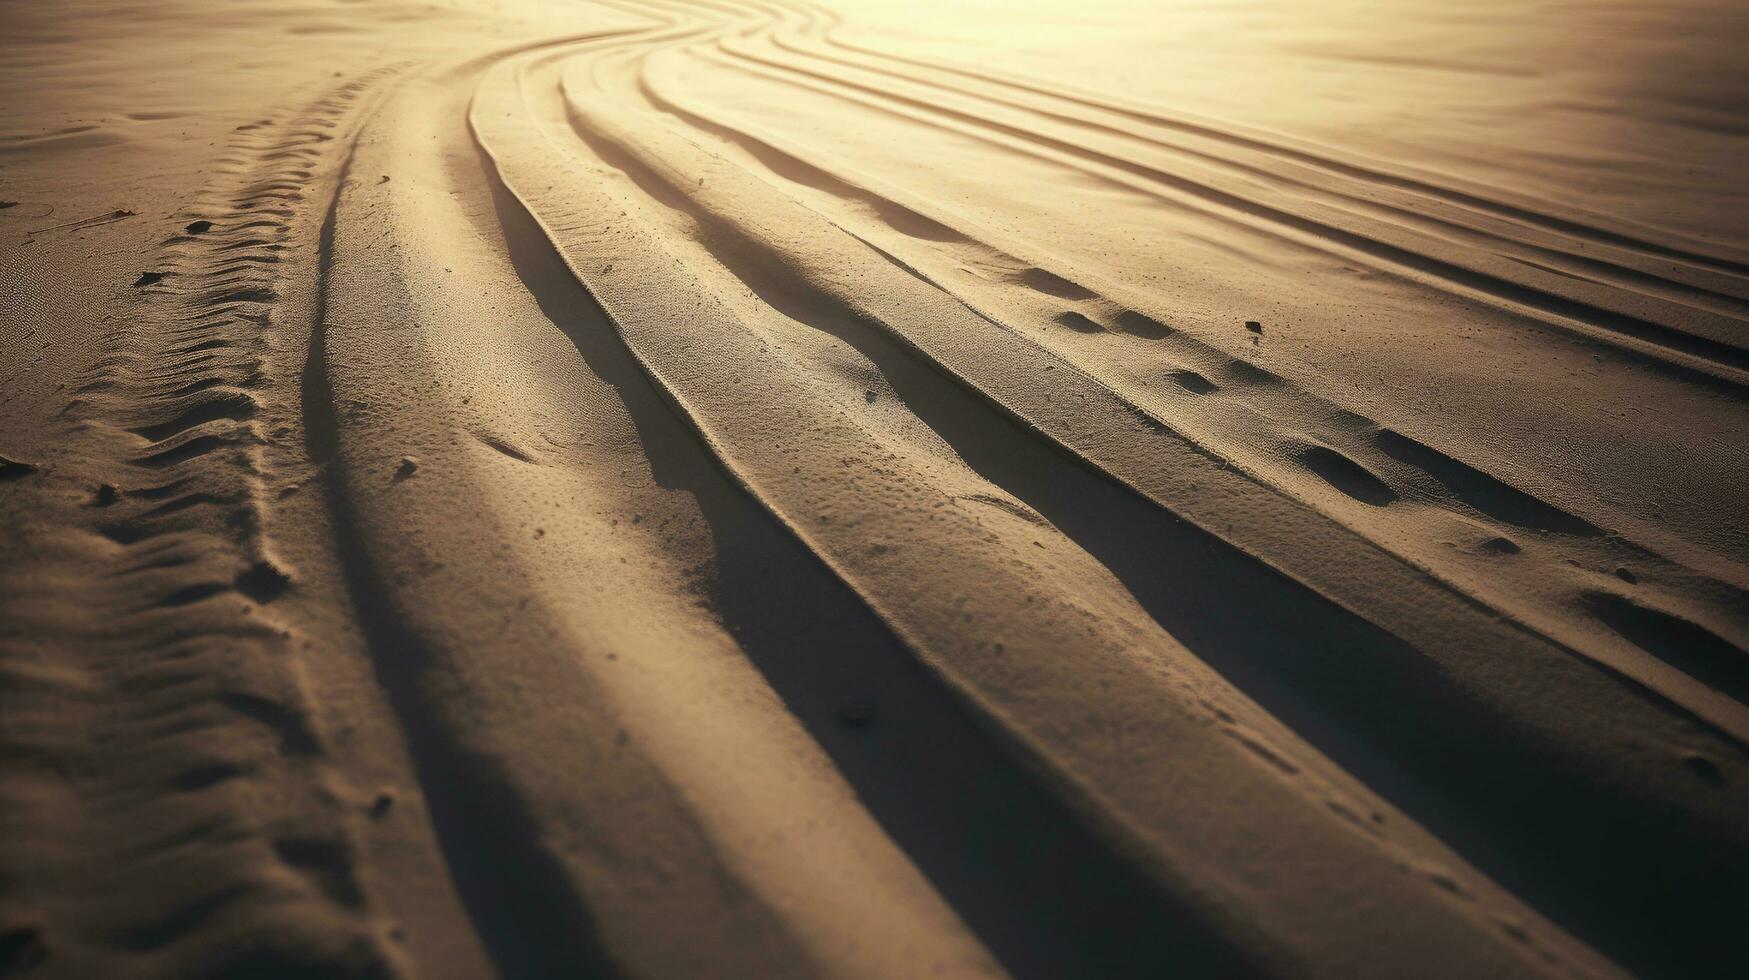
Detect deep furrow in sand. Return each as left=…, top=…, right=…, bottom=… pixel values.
left=707, top=34, right=1749, bottom=389
left=305, top=120, right=625, bottom=980
left=671, top=30, right=1749, bottom=567
left=309, top=40, right=842, bottom=980
left=489, top=48, right=1279, bottom=980
left=784, top=0, right=1749, bottom=285
left=463, top=135, right=1223, bottom=980
left=633, top=35, right=1749, bottom=747
left=500, top=20, right=1749, bottom=975
left=616, top=67, right=1749, bottom=974
left=312, top=38, right=1054, bottom=980
left=632, top=46, right=1749, bottom=682
left=483, top=43, right=1649, bottom=980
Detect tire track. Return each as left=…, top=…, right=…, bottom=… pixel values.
left=633, top=51, right=1749, bottom=739
left=228, top=4, right=1749, bottom=979
left=477, top=33, right=1639, bottom=978
left=0, top=74, right=407, bottom=980
left=472, top=7, right=1749, bottom=976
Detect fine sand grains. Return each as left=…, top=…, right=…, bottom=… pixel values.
left=2, top=1, right=1747, bottom=978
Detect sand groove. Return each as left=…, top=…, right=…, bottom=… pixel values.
left=424, top=5, right=1744, bottom=976
left=692, top=5, right=1749, bottom=386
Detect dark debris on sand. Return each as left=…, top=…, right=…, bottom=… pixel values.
left=0, top=455, right=38, bottom=480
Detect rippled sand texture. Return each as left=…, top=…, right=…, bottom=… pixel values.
left=2, top=0, right=1746, bottom=977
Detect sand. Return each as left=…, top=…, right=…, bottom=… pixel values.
left=1, top=0, right=1745, bottom=977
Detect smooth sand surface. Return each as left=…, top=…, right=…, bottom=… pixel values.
left=2, top=1, right=1746, bottom=977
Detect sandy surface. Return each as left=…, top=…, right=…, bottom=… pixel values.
left=2, top=1, right=1746, bottom=977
